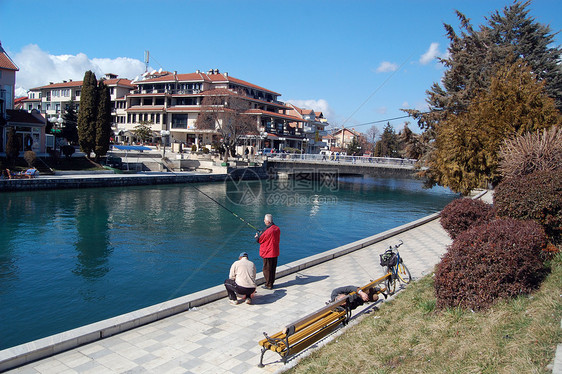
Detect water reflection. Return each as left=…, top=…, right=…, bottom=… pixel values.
left=73, top=195, right=112, bottom=279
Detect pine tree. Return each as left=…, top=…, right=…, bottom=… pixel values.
left=62, top=100, right=79, bottom=144
left=94, top=81, right=112, bottom=161
left=427, top=61, right=561, bottom=195
left=403, top=1, right=562, bottom=193
left=374, top=123, right=399, bottom=157
left=5, top=127, right=20, bottom=166
left=78, top=71, right=98, bottom=157
left=486, top=0, right=562, bottom=110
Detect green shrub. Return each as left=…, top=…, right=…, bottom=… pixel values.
left=24, top=150, right=36, bottom=167
left=191, top=144, right=197, bottom=152
left=202, top=147, right=210, bottom=154
left=494, top=169, right=562, bottom=242
left=434, top=218, right=547, bottom=310
left=440, top=198, right=494, bottom=239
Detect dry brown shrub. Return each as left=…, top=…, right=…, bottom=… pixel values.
left=499, top=126, right=562, bottom=179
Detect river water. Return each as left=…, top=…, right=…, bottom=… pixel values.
left=0, top=176, right=458, bottom=350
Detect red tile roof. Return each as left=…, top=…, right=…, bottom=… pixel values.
left=138, top=71, right=281, bottom=96
left=31, top=77, right=136, bottom=91
left=0, top=44, right=18, bottom=71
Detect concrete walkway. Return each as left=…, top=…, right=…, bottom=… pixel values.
left=2, top=191, right=558, bottom=373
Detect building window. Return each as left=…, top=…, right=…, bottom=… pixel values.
left=171, top=114, right=188, bottom=129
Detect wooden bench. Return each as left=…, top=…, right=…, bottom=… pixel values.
left=258, top=273, right=390, bottom=367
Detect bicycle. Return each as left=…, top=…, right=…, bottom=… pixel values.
left=379, top=240, right=412, bottom=295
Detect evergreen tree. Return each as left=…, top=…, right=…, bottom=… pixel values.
left=398, top=123, right=424, bottom=159
left=403, top=1, right=562, bottom=193
left=62, top=100, right=79, bottom=144
left=5, top=127, right=20, bottom=166
left=486, top=0, right=562, bottom=110
left=427, top=61, right=561, bottom=195
left=94, top=81, right=112, bottom=161
left=346, top=136, right=362, bottom=155
left=374, top=123, right=399, bottom=157
left=78, top=71, right=98, bottom=157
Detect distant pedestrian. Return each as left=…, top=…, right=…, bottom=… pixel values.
left=255, top=214, right=280, bottom=289
left=224, top=252, right=257, bottom=305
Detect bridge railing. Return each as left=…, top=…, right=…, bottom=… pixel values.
left=266, top=153, right=417, bottom=167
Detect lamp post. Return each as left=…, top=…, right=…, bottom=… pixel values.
left=161, top=130, right=170, bottom=158
left=49, top=115, right=64, bottom=151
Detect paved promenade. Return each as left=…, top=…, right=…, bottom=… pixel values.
left=3, top=190, right=558, bottom=374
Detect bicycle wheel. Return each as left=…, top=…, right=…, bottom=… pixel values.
left=385, top=268, right=396, bottom=295
left=397, top=262, right=412, bottom=284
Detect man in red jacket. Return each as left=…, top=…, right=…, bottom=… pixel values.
left=255, top=213, right=280, bottom=289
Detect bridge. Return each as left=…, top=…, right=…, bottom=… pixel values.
left=264, top=153, right=421, bottom=178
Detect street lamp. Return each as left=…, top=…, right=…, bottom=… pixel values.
left=49, top=115, right=64, bottom=150
left=161, top=130, right=170, bottom=158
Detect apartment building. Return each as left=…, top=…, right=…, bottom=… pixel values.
left=24, top=74, right=135, bottom=126
left=21, top=68, right=331, bottom=154
left=1, top=41, right=46, bottom=154
left=286, top=103, right=329, bottom=153
left=124, top=68, right=307, bottom=152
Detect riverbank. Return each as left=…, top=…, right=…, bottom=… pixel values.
left=1, top=192, right=489, bottom=372
left=0, top=167, right=269, bottom=192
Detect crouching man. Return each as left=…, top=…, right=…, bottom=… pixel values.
left=224, top=252, right=256, bottom=305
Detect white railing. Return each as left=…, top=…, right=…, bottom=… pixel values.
left=265, top=153, right=417, bottom=167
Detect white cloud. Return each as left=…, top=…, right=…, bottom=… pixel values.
left=376, top=61, right=398, bottom=73
left=12, top=44, right=146, bottom=97
left=376, top=106, right=387, bottom=115
left=286, top=99, right=334, bottom=120
left=401, top=101, right=410, bottom=108
left=420, top=42, right=448, bottom=65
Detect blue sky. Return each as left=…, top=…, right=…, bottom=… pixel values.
left=1, top=0, right=561, bottom=134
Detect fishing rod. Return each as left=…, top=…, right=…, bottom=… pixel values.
left=190, top=184, right=261, bottom=232
left=112, top=147, right=260, bottom=232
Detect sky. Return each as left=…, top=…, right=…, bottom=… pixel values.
left=1, top=0, right=561, bottom=134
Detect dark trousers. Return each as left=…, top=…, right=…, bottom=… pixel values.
left=262, top=257, right=278, bottom=288
left=224, top=279, right=255, bottom=300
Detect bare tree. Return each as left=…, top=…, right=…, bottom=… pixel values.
left=195, top=91, right=258, bottom=160
left=366, top=125, right=379, bottom=154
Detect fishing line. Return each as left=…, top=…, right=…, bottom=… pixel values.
left=190, top=184, right=260, bottom=232
left=341, top=51, right=416, bottom=127
left=112, top=148, right=260, bottom=231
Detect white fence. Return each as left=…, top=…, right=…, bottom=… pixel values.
left=265, top=153, right=417, bottom=167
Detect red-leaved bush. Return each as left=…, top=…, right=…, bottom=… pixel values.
left=434, top=218, right=547, bottom=310
left=440, top=198, right=494, bottom=239
left=494, top=169, right=562, bottom=242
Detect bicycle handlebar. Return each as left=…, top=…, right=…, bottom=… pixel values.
left=389, top=240, right=403, bottom=250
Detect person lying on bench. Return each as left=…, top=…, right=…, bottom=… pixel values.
left=330, top=286, right=379, bottom=311
left=224, top=252, right=257, bottom=305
